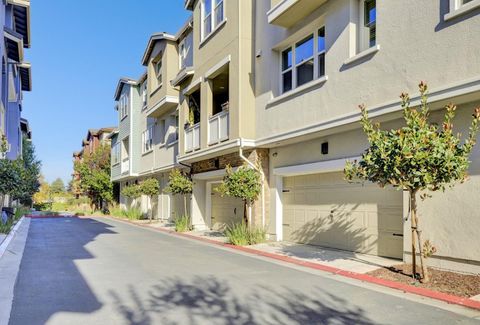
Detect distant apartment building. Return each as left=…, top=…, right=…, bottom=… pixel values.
left=72, top=127, right=115, bottom=197
left=111, top=0, right=480, bottom=273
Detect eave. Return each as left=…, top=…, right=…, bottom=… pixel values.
left=18, top=62, right=31, bottom=91
left=141, top=32, right=175, bottom=66
left=8, top=0, right=31, bottom=48
left=4, top=27, right=24, bottom=62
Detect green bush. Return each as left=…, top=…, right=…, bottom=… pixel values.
left=173, top=215, right=192, bottom=232
left=225, top=223, right=267, bottom=246
left=15, top=206, right=31, bottom=218
left=109, top=204, right=124, bottom=218
left=122, top=207, right=143, bottom=220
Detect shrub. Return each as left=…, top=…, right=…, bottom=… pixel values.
left=173, top=215, right=192, bottom=232
left=225, top=223, right=267, bottom=246
left=122, top=207, right=143, bottom=220
left=109, top=204, right=124, bottom=218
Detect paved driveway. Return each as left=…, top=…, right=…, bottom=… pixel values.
left=7, top=217, right=480, bottom=325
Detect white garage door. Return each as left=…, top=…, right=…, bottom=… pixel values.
left=283, top=172, right=403, bottom=259
left=211, top=184, right=244, bottom=231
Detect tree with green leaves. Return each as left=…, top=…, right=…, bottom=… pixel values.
left=0, top=135, right=21, bottom=209
left=216, top=164, right=262, bottom=226
left=16, top=138, right=41, bottom=206
left=345, top=82, right=480, bottom=282
left=50, top=178, right=65, bottom=194
left=121, top=183, right=141, bottom=204
left=139, top=178, right=160, bottom=222
left=74, top=144, right=113, bottom=211
left=165, top=169, right=193, bottom=218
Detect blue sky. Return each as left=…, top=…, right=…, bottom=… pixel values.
left=22, top=0, right=190, bottom=184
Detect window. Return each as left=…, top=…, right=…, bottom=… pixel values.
left=281, top=27, right=326, bottom=94
left=158, top=119, right=166, bottom=145
left=445, top=0, right=480, bottom=20
left=142, top=82, right=147, bottom=108
left=154, top=59, right=162, bottom=85
left=174, top=114, right=179, bottom=141
left=142, top=126, right=154, bottom=153
left=119, top=94, right=128, bottom=119
left=202, top=0, right=225, bottom=40
left=364, top=0, right=376, bottom=48
left=112, top=143, right=120, bottom=165
left=179, top=40, right=186, bottom=69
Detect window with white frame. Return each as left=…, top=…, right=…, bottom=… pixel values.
left=158, top=119, right=166, bottom=145
left=179, top=39, right=187, bottom=70
left=112, top=143, right=120, bottom=165
left=446, top=0, right=480, bottom=20
left=154, top=59, right=162, bottom=85
left=358, top=0, right=376, bottom=52
left=119, top=94, right=128, bottom=119
left=142, top=126, right=154, bottom=153
left=142, top=81, right=147, bottom=108
left=201, top=0, right=225, bottom=40
left=281, top=27, right=326, bottom=94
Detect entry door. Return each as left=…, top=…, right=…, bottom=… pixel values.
left=211, top=184, right=244, bottom=231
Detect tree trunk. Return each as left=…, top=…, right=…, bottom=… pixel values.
left=410, top=191, right=418, bottom=280
left=410, top=191, right=429, bottom=283
left=243, top=200, right=248, bottom=225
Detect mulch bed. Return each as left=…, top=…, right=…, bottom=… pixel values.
left=368, top=264, right=480, bottom=298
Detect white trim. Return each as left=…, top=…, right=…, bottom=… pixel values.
left=267, top=0, right=299, bottom=24
left=269, top=75, right=328, bottom=106
left=200, top=0, right=226, bottom=43
left=445, top=0, right=480, bottom=20
left=146, top=96, right=179, bottom=117
left=344, top=44, right=380, bottom=66
left=199, top=19, right=228, bottom=47
left=205, top=55, right=231, bottom=79
left=274, top=176, right=283, bottom=241
left=257, top=76, right=480, bottom=147
left=192, top=169, right=228, bottom=180
left=183, top=77, right=203, bottom=95
left=178, top=138, right=255, bottom=163
left=273, top=156, right=361, bottom=177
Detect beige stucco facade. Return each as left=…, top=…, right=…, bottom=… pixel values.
left=109, top=0, right=480, bottom=273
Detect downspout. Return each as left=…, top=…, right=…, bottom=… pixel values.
left=239, top=139, right=265, bottom=228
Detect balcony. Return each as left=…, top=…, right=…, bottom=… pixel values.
left=121, top=158, right=130, bottom=174
left=208, top=110, right=229, bottom=145
left=268, top=0, right=328, bottom=28
left=184, top=123, right=200, bottom=153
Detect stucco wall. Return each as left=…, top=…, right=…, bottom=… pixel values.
left=254, top=0, right=480, bottom=142
left=269, top=101, right=480, bottom=273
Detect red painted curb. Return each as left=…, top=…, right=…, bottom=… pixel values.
left=101, top=216, right=480, bottom=311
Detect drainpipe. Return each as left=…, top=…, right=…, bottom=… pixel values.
left=239, top=139, right=265, bottom=228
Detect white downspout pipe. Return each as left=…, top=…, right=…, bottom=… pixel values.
left=239, top=139, right=265, bottom=228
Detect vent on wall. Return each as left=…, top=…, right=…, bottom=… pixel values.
left=321, top=142, right=329, bottom=155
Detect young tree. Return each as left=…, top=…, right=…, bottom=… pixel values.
left=33, top=176, right=52, bottom=207
left=216, top=164, right=262, bottom=226
left=139, top=178, right=160, bottom=222
left=165, top=169, right=193, bottom=218
left=121, top=183, right=142, bottom=206
left=16, top=137, right=41, bottom=206
left=50, top=178, right=65, bottom=194
left=345, top=82, right=480, bottom=282
left=74, top=144, right=113, bottom=211
left=0, top=135, right=22, bottom=209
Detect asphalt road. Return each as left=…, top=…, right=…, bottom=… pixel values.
left=7, top=217, right=480, bottom=325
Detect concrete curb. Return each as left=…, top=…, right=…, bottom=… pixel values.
left=102, top=215, right=480, bottom=311
left=0, top=217, right=25, bottom=260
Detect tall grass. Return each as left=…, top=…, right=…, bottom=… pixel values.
left=122, top=207, right=143, bottom=220
left=225, top=223, right=267, bottom=246
left=174, top=215, right=192, bottom=232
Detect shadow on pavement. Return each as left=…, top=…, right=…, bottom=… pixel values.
left=109, top=276, right=375, bottom=325
left=8, top=217, right=117, bottom=325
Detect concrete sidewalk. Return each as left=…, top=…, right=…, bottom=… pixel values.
left=114, top=217, right=397, bottom=274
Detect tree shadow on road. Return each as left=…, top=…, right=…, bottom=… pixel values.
left=109, top=276, right=376, bottom=325
left=8, top=218, right=117, bottom=325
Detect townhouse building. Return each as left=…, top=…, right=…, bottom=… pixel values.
left=112, top=0, right=480, bottom=273
left=72, top=127, right=115, bottom=198
left=1, top=0, right=32, bottom=160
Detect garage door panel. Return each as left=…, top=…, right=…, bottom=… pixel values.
left=283, top=172, right=403, bottom=259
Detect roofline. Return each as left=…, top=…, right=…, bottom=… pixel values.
left=184, top=0, right=195, bottom=10
left=114, top=77, right=138, bottom=100
left=175, top=16, right=193, bottom=40
left=7, top=0, right=30, bottom=48
left=141, top=32, right=176, bottom=66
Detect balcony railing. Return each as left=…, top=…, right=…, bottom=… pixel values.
left=121, top=158, right=130, bottom=174
left=185, top=123, right=200, bottom=153
left=208, top=110, right=229, bottom=145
